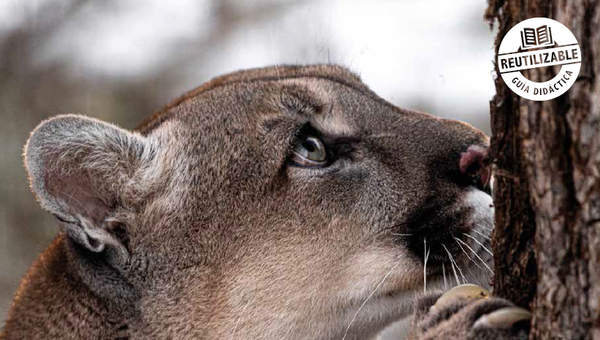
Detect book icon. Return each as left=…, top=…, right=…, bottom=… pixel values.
left=520, top=25, right=554, bottom=49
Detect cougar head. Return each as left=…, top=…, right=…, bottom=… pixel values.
left=17, top=65, right=492, bottom=339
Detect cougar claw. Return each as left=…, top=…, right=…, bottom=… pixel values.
left=473, top=307, right=531, bottom=329
left=431, top=284, right=490, bottom=311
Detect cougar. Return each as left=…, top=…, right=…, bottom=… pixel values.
left=1, top=65, right=530, bottom=339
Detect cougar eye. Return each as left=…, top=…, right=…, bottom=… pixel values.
left=291, top=136, right=328, bottom=167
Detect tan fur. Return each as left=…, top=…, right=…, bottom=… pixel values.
left=1, top=65, right=500, bottom=339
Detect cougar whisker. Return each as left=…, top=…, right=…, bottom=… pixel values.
left=423, top=238, right=430, bottom=293
left=455, top=238, right=493, bottom=274
left=341, top=261, right=401, bottom=340
left=442, top=244, right=467, bottom=283
left=442, top=243, right=460, bottom=286
left=454, top=236, right=483, bottom=271
left=471, top=228, right=490, bottom=240
left=463, top=233, right=493, bottom=256
left=391, top=233, right=413, bottom=237
left=443, top=244, right=466, bottom=284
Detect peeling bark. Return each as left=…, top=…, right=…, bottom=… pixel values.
left=486, top=0, right=600, bottom=338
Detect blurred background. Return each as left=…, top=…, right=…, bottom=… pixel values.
left=0, top=0, right=496, bottom=325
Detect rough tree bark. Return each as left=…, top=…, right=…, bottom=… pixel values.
left=485, top=1, right=600, bottom=339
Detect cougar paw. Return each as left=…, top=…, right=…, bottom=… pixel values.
left=410, top=284, right=531, bottom=340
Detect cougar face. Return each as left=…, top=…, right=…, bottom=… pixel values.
left=3, top=65, right=492, bottom=339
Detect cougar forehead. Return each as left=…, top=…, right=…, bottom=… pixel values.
left=116, top=65, right=491, bottom=338
left=136, top=64, right=370, bottom=134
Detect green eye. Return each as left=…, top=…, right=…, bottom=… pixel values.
left=291, top=136, right=327, bottom=167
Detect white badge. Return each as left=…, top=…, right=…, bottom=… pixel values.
left=497, top=17, right=581, bottom=101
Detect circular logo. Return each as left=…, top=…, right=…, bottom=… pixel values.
left=497, top=17, right=581, bottom=101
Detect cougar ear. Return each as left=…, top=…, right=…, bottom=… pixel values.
left=24, top=114, right=155, bottom=257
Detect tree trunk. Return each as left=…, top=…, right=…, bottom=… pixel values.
left=485, top=1, right=600, bottom=339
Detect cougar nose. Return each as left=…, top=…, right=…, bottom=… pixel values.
left=459, top=145, right=491, bottom=192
